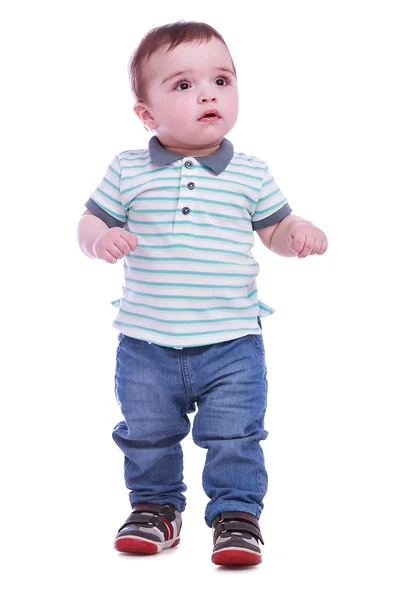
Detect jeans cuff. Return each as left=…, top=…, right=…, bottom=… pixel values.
left=205, top=501, right=262, bottom=528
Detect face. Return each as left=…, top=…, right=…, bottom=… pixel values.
left=134, top=37, right=238, bottom=155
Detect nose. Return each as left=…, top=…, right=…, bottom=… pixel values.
left=198, top=83, right=217, bottom=104
left=201, top=94, right=216, bottom=103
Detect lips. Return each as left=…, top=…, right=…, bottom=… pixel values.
left=198, top=109, right=221, bottom=122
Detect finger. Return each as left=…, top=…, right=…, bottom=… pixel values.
left=104, top=250, right=117, bottom=264
left=120, top=230, right=138, bottom=251
left=311, top=239, right=323, bottom=255
left=109, top=244, right=124, bottom=260
left=318, top=238, right=328, bottom=254
left=114, top=237, right=132, bottom=255
left=298, top=236, right=314, bottom=258
left=290, top=232, right=306, bottom=255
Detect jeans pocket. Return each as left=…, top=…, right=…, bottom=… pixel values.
left=248, top=328, right=266, bottom=363
left=249, top=332, right=264, bottom=350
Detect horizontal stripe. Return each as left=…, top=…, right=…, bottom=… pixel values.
left=131, top=233, right=253, bottom=246
left=124, top=195, right=256, bottom=210
left=119, top=154, right=150, bottom=162
left=129, top=221, right=253, bottom=235
left=135, top=244, right=253, bottom=259
left=254, top=198, right=287, bottom=216
left=124, top=277, right=250, bottom=288
left=184, top=185, right=247, bottom=199
left=119, top=308, right=258, bottom=324
left=129, top=210, right=250, bottom=223
left=121, top=173, right=264, bottom=191
left=124, top=183, right=178, bottom=195
left=188, top=175, right=260, bottom=191
left=123, top=287, right=257, bottom=301
left=103, top=177, right=119, bottom=192
left=128, top=255, right=258, bottom=266
left=124, top=265, right=258, bottom=277
left=224, top=168, right=264, bottom=181
left=230, top=159, right=264, bottom=171
left=123, top=160, right=182, bottom=171
left=96, top=187, right=119, bottom=204
left=122, top=298, right=259, bottom=312
left=122, top=176, right=179, bottom=187
left=108, top=165, right=120, bottom=178
left=259, top=188, right=281, bottom=202
left=261, top=177, right=274, bottom=188
left=89, top=199, right=125, bottom=219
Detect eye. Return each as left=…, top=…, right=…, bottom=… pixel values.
left=174, top=80, right=191, bottom=91
left=214, top=76, right=230, bottom=86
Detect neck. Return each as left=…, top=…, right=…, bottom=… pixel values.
left=160, top=140, right=222, bottom=157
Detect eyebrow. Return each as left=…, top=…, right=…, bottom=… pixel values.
left=161, top=67, right=235, bottom=84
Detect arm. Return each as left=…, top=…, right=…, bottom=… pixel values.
left=257, top=214, right=328, bottom=258
left=77, top=209, right=110, bottom=258
left=77, top=209, right=138, bottom=263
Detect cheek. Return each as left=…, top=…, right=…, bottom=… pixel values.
left=169, top=100, right=193, bottom=123
left=226, top=92, right=239, bottom=118
left=229, top=87, right=239, bottom=107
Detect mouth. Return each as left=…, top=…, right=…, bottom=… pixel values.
left=198, top=110, right=221, bottom=122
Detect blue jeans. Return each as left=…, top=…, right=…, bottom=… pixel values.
left=112, top=317, right=268, bottom=527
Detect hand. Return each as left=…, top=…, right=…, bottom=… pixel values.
left=93, top=228, right=138, bottom=264
left=287, top=222, right=328, bottom=258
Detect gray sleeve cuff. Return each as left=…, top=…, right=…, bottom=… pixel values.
left=252, top=203, right=292, bottom=230
left=84, top=199, right=126, bottom=228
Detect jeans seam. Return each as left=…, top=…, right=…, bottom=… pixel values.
left=251, top=439, right=264, bottom=501
left=115, top=333, right=127, bottom=362
left=180, top=350, right=196, bottom=405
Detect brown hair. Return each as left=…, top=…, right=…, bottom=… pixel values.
left=129, top=21, right=236, bottom=105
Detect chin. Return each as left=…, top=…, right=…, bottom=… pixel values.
left=204, top=134, right=228, bottom=147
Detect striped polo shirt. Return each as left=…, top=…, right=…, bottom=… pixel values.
left=85, top=136, right=292, bottom=348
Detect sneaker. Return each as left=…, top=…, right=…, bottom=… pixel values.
left=211, top=511, right=264, bottom=566
left=114, top=503, right=181, bottom=554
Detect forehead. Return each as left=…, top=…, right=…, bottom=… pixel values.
left=147, top=38, right=233, bottom=81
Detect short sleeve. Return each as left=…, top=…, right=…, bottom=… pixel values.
left=85, top=156, right=127, bottom=226
left=252, top=164, right=292, bottom=230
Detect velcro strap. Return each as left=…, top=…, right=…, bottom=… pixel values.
left=215, top=513, right=264, bottom=545
left=118, top=504, right=174, bottom=533
left=133, top=503, right=175, bottom=522
left=121, top=513, right=154, bottom=527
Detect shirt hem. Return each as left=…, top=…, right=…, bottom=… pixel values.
left=112, top=322, right=264, bottom=349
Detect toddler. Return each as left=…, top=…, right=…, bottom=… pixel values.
left=77, top=21, right=328, bottom=566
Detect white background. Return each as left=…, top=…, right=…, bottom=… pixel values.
left=1, top=0, right=399, bottom=597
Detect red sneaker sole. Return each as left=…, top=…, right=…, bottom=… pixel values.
left=212, top=549, right=262, bottom=566
left=114, top=537, right=180, bottom=554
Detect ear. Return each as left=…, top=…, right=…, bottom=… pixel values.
left=134, top=102, right=158, bottom=129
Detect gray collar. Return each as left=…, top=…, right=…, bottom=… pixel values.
left=148, top=135, right=234, bottom=175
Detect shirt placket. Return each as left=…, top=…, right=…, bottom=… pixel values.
left=173, top=158, right=196, bottom=237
